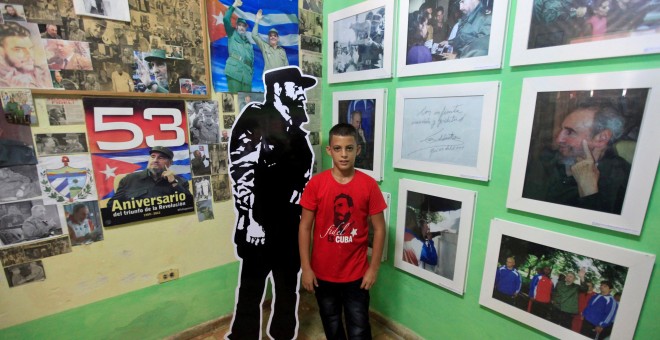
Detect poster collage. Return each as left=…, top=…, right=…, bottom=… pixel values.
left=0, top=0, right=325, bottom=289
left=0, top=95, right=234, bottom=287
left=0, top=0, right=208, bottom=94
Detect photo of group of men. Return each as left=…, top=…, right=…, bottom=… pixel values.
left=0, top=0, right=208, bottom=94
left=493, top=235, right=626, bottom=339
left=529, top=0, right=660, bottom=49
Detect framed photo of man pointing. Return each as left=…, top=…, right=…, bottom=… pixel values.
left=507, top=69, right=660, bottom=235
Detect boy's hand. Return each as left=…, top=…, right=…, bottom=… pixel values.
left=301, top=269, right=318, bottom=292
left=360, top=267, right=378, bottom=290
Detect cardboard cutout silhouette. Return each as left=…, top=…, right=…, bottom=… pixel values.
left=227, top=66, right=316, bottom=339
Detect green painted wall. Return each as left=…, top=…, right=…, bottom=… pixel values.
left=324, top=1, right=660, bottom=339
left=0, top=263, right=239, bottom=340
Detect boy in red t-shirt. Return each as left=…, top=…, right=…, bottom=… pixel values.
left=299, top=123, right=387, bottom=339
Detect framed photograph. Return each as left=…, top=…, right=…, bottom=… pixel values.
left=394, top=179, right=476, bottom=295
left=332, top=88, right=387, bottom=181
left=507, top=70, right=660, bottom=235
left=368, top=191, right=390, bottom=262
left=0, top=199, right=66, bottom=247
left=480, top=219, right=655, bottom=340
left=73, top=0, right=131, bottom=22
left=327, top=0, right=394, bottom=83
left=396, top=0, right=509, bottom=78
left=393, top=82, right=499, bottom=181
left=509, top=1, right=660, bottom=66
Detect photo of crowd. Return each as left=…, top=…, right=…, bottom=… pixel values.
left=529, top=0, right=660, bottom=49
left=493, top=235, right=627, bottom=339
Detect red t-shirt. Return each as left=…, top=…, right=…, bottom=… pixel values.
left=300, top=169, right=387, bottom=283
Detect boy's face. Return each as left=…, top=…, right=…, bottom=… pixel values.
left=326, top=134, right=360, bottom=171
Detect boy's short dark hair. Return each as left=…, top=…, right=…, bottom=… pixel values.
left=328, top=123, right=358, bottom=144
left=600, top=280, right=612, bottom=289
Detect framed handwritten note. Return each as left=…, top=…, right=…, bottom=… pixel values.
left=393, top=82, right=500, bottom=181
left=333, top=89, right=387, bottom=181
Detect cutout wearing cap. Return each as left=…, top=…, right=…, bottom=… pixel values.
left=268, top=28, right=279, bottom=36
left=264, top=66, right=317, bottom=90
left=149, top=146, right=174, bottom=159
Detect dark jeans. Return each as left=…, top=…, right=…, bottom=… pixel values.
left=315, top=278, right=371, bottom=340
left=553, top=308, right=575, bottom=329
left=227, top=250, right=300, bottom=339
left=581, top=319, right=613, bottom=339
left=492, top=289, right=516, bottom=306
left=530, top=301, right=553, bottom=321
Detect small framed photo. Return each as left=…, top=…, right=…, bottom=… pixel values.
left=327, top=0, right=394, bottom=83
left=368, top=191, right=390, bottom=262
left=394, top=179, right=476, bottom=295
left=393, top=82, right=499, bottom=181
left=480, top=219, right=655, bottom=340
left=332, top=88, right=387, bottom=181
left=396, top=0, right=509, bottom=78
left=507, top=69, right=660, bottom=235
left=510, top=1, right=660, bottom=66
left=73, top=0, right=131, bottom=22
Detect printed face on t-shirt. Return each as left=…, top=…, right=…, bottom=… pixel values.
left=333, top=195, right=353, bottom=231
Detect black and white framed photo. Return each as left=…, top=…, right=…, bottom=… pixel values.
left=73, top=0, right=130, bottom=22
left=368, top=191, right=390, bottom=262
left=480, top=219, right=655, bottom=340
left=507, top=69, right=660, bottom=235
left=510, top=1, right=660, bottom=66
left=394, top=179, right=476, bottom=294
left=393, top=82, right=499, bottom=181
left=0, top=199, right=66, bottom=247
left=328, top=0, right=394, bottom=83
left=332, top=88, right=387, bottom=181
left=396, top=0, right=509, bottom=77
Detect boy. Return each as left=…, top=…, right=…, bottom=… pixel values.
left=299, top=123, right=387, bottom=339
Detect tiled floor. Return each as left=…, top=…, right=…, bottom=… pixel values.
left=182, top=290, right=417, bottom=340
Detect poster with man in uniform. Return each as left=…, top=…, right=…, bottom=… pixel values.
left=84, top=98, right=194, bottom=227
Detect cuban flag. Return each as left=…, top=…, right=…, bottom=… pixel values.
left=207, top=0, right=299, bottom=93
left=92, top=145, right=192, bottom=200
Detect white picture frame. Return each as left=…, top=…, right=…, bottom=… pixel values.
left=396, top=0, right=509, bottom=78
left=480, top=219, right=655, bottom=340
left=368, top=191, right=390, bottom=262
left=332, top=88, right=387, bottom=181
left=507, top=70, right=660, bottom=235
left=394, top=179, right=475, bottom=295
left=327, top=0, right=394, bottom=83
left=509, top=1, right=660, bottom=66
left=72, top=0, right=131, bottom=22
left=393, top=82, right=499, bottom=181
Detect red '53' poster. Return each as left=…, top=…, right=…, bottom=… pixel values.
left=84, top=98, right=194, bottom=227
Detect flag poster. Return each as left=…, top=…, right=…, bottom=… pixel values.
left=84, top=98, right=194, bottom=227
left=207, top=0, right=299, bottom=92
